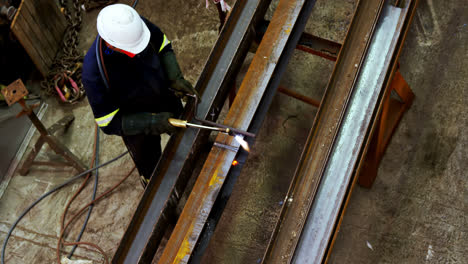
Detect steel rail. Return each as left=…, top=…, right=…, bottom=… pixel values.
left=322, top=1, right=419, bottom=262
left=157, top=0, right=318, bottom=263
left=294, top=1, right=418, bottom=263
left=112, top=1, right=272, bottom=263
left=262, top=0, right=386, bottom=263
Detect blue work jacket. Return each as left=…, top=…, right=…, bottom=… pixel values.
left=82, top=18, right=182, bottom=136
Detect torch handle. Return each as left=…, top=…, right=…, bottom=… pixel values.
left=168, top=118, right=188, bottom=128
left=169, top=118, right=230, bottom=133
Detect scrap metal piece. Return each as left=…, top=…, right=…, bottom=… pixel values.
left=1, top=79, right=29, bottom=106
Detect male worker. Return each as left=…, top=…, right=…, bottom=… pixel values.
left=82, top=4, right=197, bottom=187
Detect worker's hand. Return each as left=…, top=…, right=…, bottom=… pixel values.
left=122, top=112, right=177, bottom=136
left=171, top=78, right=200, bottom=100
left=149, top=112, right=177, bottom=135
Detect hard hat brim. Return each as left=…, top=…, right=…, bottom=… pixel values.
left=123, top=19, right=150, bottom=54
left=97, top=16, right=151, bottom=55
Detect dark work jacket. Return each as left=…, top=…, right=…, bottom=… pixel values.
left=82, top=18, right=182, bottom=136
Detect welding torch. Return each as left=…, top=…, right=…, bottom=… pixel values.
left=168, top=88, right=256, bottom=138
left=168, top=118, right=255, bottom=138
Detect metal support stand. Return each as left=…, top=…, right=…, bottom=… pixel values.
left=358, top=68, right=415, bottom=187
left=1, top=79, right=87, bottom=176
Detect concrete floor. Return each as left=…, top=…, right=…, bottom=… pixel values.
left=0, top=0, right=467, bottom=263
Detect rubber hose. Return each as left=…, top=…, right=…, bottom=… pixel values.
left=68, top=129, right=100, bottom=258
left=0, top=151, right=128, bottom=264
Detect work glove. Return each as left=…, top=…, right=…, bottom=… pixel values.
left=122, top=112, right=177, bottom=136
left=160, top=51, right=200, bottom=99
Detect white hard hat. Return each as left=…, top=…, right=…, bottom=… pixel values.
left=96, top=4, right=150, bottom=54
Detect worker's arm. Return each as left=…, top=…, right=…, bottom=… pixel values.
left=143, top=17, right=199, bottom=98
left=82, top=39, right=123, bottom=135
left=121, top=112, right=176, bottom=135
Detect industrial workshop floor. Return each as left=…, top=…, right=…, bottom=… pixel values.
left=0, top=0, right=467, bottom=263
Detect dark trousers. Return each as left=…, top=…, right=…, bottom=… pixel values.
left=122, top=134, right=162, bottom=179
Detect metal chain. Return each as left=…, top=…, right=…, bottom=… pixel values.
left=83, top=0, right=116, bottom=11
left=40, top=0, right=120, bottom=103
left=41, top=0, right=84, bottom=101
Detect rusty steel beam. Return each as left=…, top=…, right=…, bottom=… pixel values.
left=157, top=0, right=318, bottom=263
left=112, top=1, right=272, bottom=263
left=262, top=0, right=386, bottom=263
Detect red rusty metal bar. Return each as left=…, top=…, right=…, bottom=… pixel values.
left=296, top=32, right=341, bottom=61
left=278, top=85, right=321, bottom=107
left=262, top=0, right=386, bottom=263
left=357, top=70, right=415, bottom=188
left=157, top=0, right=317, bottom=263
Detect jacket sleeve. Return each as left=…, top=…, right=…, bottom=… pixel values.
left=82, top=39, right=123, bottom=136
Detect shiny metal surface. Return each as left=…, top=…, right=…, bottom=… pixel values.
left=262, top=0, right=385, bottom=262
left=293, top=3, right=405, bottom=263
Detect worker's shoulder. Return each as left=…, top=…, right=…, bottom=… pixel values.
left=83, top=39, right=99, bottom=75
left=84, top=39, right=98, bottom=63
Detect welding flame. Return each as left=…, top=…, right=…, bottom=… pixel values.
left=234, top=135, right=250, bottom=152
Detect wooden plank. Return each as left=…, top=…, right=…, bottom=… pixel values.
left=24, top=0, right=59, bottom=52
left=22, top=0, right=56, bottom=62
left=9, top=0, right=24, bottom=33
left=15, top=13, right=53, bottom=67
left=12, top=18, right=48, bottom=76
left=32, top=0, right=67, bottom=44
left=10, top=0, right=68, bottom=77
left=42, top=0, right=67, bottom=36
